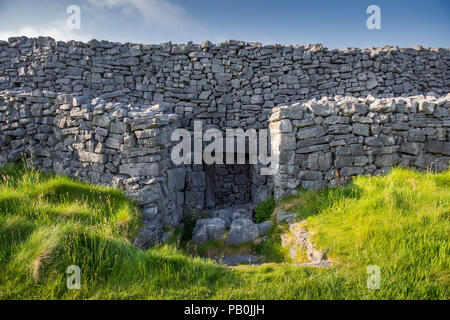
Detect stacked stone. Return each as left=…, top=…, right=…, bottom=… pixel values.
left=0, top=90, right=180, bottom=247
left=191, top=205, right=273, bottom=246
left=1, top=37, right=449, bottom=133
left=1, top=89, right=449, bottom=246
left=178, top=164, right=272, bottom=213
left=270, top=94, right=450, bottom=199
left=1, top=37, right=449, bottom=247
left=184, top=168, right=207, bottom=212
left=208, top=164, right=250, bottom=207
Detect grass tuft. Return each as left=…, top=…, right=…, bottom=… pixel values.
left=254, top=196, right=276, bottom=223
left=0, top=163, right=448, bottom=299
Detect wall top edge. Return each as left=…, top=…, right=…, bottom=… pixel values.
left=1, top=36, right=449, bottom=54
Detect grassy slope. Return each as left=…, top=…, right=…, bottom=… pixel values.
left=0, top=163, right=448, bottom=299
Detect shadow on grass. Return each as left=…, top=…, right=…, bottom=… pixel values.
left=36, top=179, right=129, bottom=207
left=0, top=194, right=23, bottom=213
left=0, top=215, right=37, bottom=266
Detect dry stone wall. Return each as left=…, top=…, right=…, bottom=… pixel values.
left=269, top=95, right=450, bottom=199
left=1, top=36, right=449, bottom=129
left=0, top=37, right=449, bottom=246
left=0, top=90, right=181, bottom=247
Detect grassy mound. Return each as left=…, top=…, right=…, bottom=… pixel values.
left=0, top=163, right=232, bottom=299
left=0, top=163, right=448, bottom=299
left=276, top=167, right=449, bottom=298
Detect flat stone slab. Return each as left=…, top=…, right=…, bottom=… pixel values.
left=213, top=254, right=265, bottom=266
left=296, top=261, right=332, bottom=268
left=226, top=218, right=259, bottom=245
left=191, top=218, right=226, bottom=244
left=206, top=204, right=253, bottom=228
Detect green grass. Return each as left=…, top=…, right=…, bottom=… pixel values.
left=254, top=196, right=276, bottom=223
left=0, top=163, right=448, bottom=299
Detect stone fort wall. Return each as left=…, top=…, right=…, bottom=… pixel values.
left=1, top=36, right=449, bottom=128
left=0, top=37, right=449, bottom=246
left=269, top=95, right=450, bottom=200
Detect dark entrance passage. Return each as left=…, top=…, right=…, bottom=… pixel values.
left=205, top=163, right=251, bottom=209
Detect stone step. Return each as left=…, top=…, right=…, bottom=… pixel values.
left=213, top=254, right=265, bottom=266
left=282, top=221, right=333, bottom=267
left=296, top=261, right=332, bottom=268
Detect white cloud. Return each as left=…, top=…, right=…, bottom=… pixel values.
left=88, top=0, right=203, bottom=32
left=0, top=20, right=92, bottom=42
left=0, top=0, right=208, bottom=44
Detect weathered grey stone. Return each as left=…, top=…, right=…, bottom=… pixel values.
left=275, top=210, right=296, bottom=224
left=92, top=115, right=111, bottom=128
left=414, top=154, right=444, bottom=170
left=369, top=100, right=396, bottom=113
left=425, top=140, right=450, bottom=156
left=366, top=78, right=378, bottom=90
left=353, top=123, right=370, bottom=136
left=339, top=166, right=364, bottom=177
left=131, top=183, right=162, bottom=205
left=365, top=136, right=383, bottom=147
left=66, top=66, right=84, bottom=75
left=226, top=218, right=259, bottom=245
left=77, top=151, right=106, bottom=163
left=135, top=128, right=160, bottom=139
left=142, top=206, right=158, bottom=220
left=192, top=218, right=226, bottom=244
left=215, top=254, right=264, bottom=266
left=434, top=106, right=448, bottom=118
left=167, top=168, right=186, bottom=191
left=270, top=119, right=292, bottom=133
left=104, top=134, right=123, bottom=149
left=293, top=118, right=315, bottom=128
left=374, top=154, right=399, bottom=167
left=419, top=101, right=435, bottom=115
left=302, top=180, right=326, bottom=190
left=284, top=223, right=330, bottom=265
left=335, top=156, right=353, bottom=168
left=120, top=57, right=140, bottom=66
left=119, top=163, right=159, bottom=176
left=187, top=171, right=206, bottom=189
left=296, top=126, right=326, bottom=140
left=257, top=221, right=273, bottom=236
left=299, top=170, right=323, bottom=180
left=207, top=206, right=252, bottom=228
left=307, top=103, right=336, bottom=116
left=123, top=147, right=159, bottom=158
left=400, top=142, right=423, bottom=155
left=324, top=116, right=349, bottom=125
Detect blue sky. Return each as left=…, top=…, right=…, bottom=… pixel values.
left=0, top=0, right=448, bottom=48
